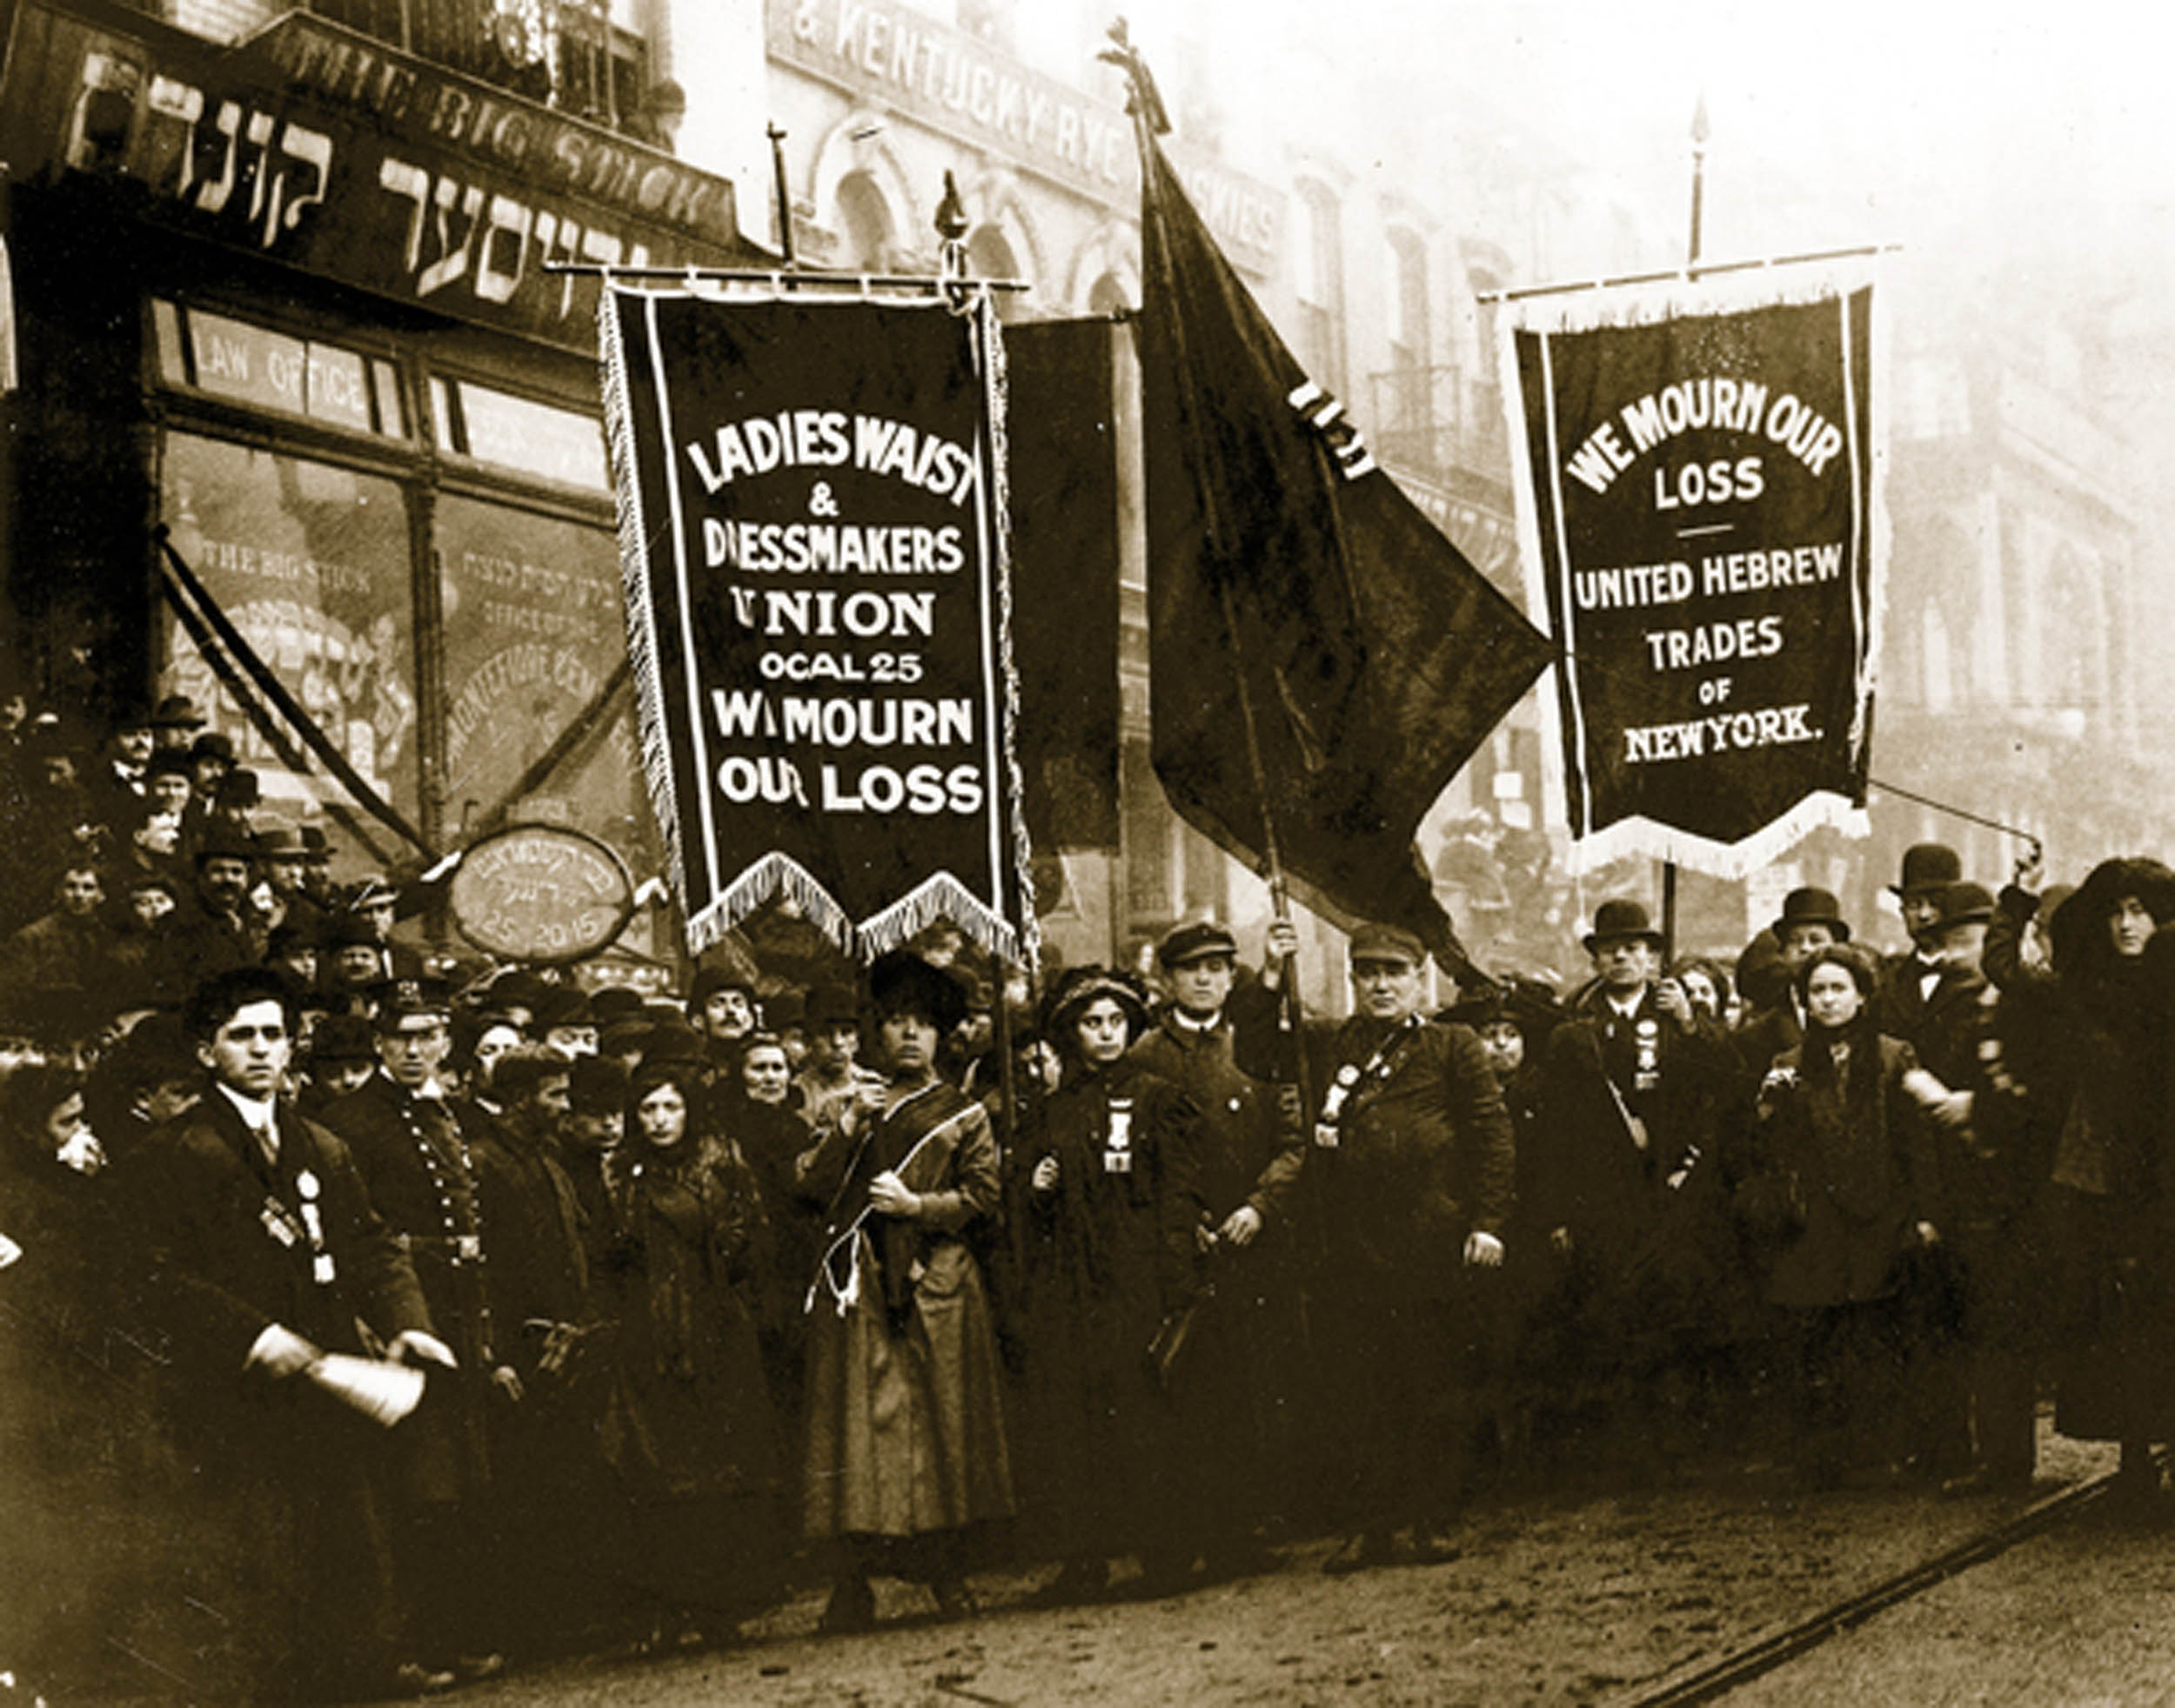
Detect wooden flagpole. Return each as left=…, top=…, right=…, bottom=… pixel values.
left=1658, top=96, right=1709, bottom=966
left=1111, top=36, right=1315, bottom=1109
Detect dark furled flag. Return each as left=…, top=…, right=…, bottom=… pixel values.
left=1006, top=318, right=1123, bottom=852
left=1134, top=128, right=1554, bottom=966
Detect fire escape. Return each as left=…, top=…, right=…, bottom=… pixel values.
left=1364, top=358, right=1522, bottom=599
left=298, top=0, right=659, bottom=137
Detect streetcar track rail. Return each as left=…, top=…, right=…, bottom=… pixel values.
left=1620, top=1461, right=2143, bottom=1705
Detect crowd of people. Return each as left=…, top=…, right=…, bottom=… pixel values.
left=8, top=695, right=2175, bottom=1702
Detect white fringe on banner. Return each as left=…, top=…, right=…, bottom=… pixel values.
left=684, top=851, right=859, bottom=960
left=1565, top=794, right=1871, bottom=882
left=1499, top=253, right=1883, bottom=336
left=966, top=290, right=1041, bottom=975
left=857, top=871, right=1021, bottom=963
left=597, top=284, right=689, bottom=920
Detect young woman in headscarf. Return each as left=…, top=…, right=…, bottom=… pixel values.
left=1749, top=942, right=1946, bottom=1485
left=716, top=1031, right=820, bottom=1463
left=1984, top=852, right=2175, bottom=1505
left=1014, top=967, right=1205, bottom=1604
left=798, top=951, right=1014, bottom=1631
left=601, top=1058, right=783, bottom=1647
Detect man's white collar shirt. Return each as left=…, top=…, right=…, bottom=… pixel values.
left=217, top=1082, right=278, bottom=1164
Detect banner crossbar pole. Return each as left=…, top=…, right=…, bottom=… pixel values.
left=547, top=262, right=1033, bottom=292
left=1868, top=776, right=2041, bottom=854
left=1478, top=240, right=1903, bottom=305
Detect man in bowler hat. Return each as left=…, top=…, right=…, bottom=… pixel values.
left=1530, top=900, right=1738, bottom=1464
left=1877, top=843, right=1965, bottom=1046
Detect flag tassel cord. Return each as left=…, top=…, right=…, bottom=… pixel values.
left=542, top=262, right=1033, bottom=292
left=1476, top=241, right=1903, bottom=305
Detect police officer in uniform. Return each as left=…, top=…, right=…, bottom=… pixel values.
left=319, top=978, right=506, bottom=1681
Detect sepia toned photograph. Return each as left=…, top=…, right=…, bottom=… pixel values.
left=3, top=0, right=2171, bottom=1701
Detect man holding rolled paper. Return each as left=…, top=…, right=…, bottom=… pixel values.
left=124, top=966, right=451, bottom=1700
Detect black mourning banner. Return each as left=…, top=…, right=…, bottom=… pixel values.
left=1006, top=318, right=1123, bottom=853
left=1505, top=276, right=1883, bottom=874
left=599, top=287, right=1033, bottom=962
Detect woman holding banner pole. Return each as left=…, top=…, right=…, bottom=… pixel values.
left=799, top=951, right=1014, bottom=1631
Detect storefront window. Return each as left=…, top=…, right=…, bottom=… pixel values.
left=433, top=493, right=648, bottom=859
left=431, top=377, right=611, bottom=492
left=157, top=430, right=419, bottom=825
left=150, top=310, right=649, bottom=897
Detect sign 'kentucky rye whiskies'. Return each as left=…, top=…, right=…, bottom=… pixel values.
left=599, top=285, right=1034, bottom=962
left=1501, top=267, right=1885, bottom=874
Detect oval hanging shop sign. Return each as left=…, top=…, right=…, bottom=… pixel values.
left=447, top=824, right=635, bottom=964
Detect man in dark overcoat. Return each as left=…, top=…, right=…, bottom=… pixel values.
left=1247, top=919, right=1512, bottom=1571
left=164, top=823, right=263, bottom=991
left=1532, top=899, right=1738, bottom=1460
left=470, top=1047, right=614, bottom=1651
left=1130, top=919, right=1306, bottom=1573
left=1907, top=881, right=2041, bottom=1490
left=122, top=966, right=445, bottom=1699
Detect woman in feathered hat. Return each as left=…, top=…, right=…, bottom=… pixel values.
left=1014, top=966, right=1208, bottom=1604
left=798, top=950, right=1014, bottom=1631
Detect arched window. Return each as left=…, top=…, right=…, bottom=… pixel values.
left=966, top=225, right=1028, bottom=325
left=836, top=171, right=897, bottom=273
left=1087, top=272, right=1133, bottom=317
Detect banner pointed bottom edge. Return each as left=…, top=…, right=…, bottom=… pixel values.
left=681, top=852, right=1027, bottom=966
left=1568, top=792, right=1870, bottom=881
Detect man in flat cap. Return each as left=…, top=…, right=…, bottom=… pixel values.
left=318, top=977, right=505, bottom=1679
left=1249, top=916, right=1512, bottom=1571
left=1531, top=899, right=1737, bottom=1468
left=1131, top=918, right=1306, bottom=1577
